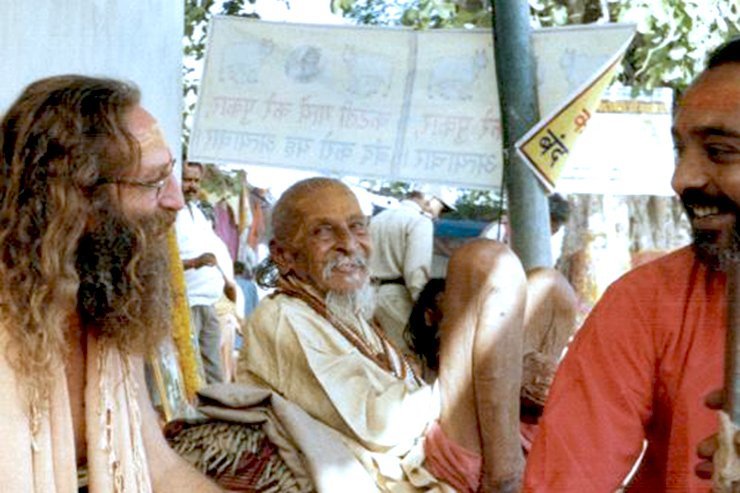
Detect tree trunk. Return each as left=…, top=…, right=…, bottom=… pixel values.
left=556, top=194, right=690, bottom=321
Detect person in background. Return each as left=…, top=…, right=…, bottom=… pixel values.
left=369, top=188, right=454, bottom=357
left=406, top=265, right=578, bottom=453
left=234, top=260, right=259, bottom=321
left=176, top=160, right=236, bottom=384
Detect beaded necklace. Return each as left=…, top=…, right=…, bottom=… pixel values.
left=274, top=276, right=420, bottom=385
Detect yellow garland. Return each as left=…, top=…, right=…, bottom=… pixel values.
left=168, top=228, right=203, bottom=400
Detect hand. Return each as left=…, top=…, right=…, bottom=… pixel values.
left=196, top=253, right=218, bottom=268
left=696, top=389, right=740, bottom=492
left=184, top=253, right=217, bottom=270
left=224, top=280, right=237, bottom=303
left=696, top=389, right=725, bottom=480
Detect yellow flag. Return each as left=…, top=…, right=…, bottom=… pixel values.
left=517, top=56, right=624, bottom=191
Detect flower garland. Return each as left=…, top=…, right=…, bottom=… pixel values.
left=168, top=228, right=203, bottom=400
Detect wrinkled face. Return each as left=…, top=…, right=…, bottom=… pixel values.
left=182, top=164, right=203, bottom=202
left=117, top=106, right=184, bottom=220
left=280, top=184, right=372, bottom=294
left=671, top=63, right=740, bottom=267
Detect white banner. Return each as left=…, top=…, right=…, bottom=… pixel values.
left=190, top=17, right=637, bottom=190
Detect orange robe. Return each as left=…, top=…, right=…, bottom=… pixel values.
left=524, top=246, right=724, bottom=492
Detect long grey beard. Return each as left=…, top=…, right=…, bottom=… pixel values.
left=325, top=281, right=377, bottom=328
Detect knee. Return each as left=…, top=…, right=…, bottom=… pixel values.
left=526, top=267, right=578, bottom=316
left=449, top=238, right=514, bottom=270
left=447, top=239, right=526, bottom=290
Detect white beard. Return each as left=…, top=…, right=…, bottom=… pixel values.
left=325, top=280, right=377, bottom=328
left=321, top=253, right=376, bottom=326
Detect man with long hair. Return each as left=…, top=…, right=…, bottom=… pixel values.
left=0, top=75, right=219, bottom=491
left=524, top=37, right=740, bottom=492
left=239, top=177, right=526, bottom=492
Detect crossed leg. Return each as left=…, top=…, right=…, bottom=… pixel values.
left=437, top=239, right=527, bottom=493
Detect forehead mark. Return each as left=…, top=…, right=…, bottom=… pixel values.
left=134, top=122, right=168, bottom=154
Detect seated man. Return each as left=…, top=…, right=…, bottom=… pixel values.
left=0, top=75, right=218, bottom=491
left=238, top=177, right=527, bottom=492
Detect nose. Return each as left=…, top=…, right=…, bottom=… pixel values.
left=334, top=226, right=358, bottom=254
left=159, top=174, right=185, bottom=211
left=671, top=147, right=711, bottom=196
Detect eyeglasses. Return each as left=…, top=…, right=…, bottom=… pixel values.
left=97, top=158, right=175, bottom=199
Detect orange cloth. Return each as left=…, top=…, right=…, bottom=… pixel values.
left=524, top=246, right=723, bottom=492
left=423, top=421, right=481, bottom=493
left=520, top=421, right=539, bottom=456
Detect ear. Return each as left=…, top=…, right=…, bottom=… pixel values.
left=270, top=239, right=296, bottom=275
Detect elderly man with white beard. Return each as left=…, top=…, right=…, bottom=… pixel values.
left=237, top=177, right=527, bottom=493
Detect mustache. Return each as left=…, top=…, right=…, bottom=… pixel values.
left=322, top=254, right=368, bottom=280
left=681, top=189, right=738, bottom=217
left=130, top=209, right=177, bottom=240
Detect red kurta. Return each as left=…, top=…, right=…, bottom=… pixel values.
left=524, top=246, right=724, bottom=492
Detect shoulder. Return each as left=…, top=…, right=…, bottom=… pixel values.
left=247, top=294, right=329, bottom=340
left=575, top=246, right=713, bottom=347
left=602, top=246, right=706, bottom=302
left=622, top=246, right=698, bottom=278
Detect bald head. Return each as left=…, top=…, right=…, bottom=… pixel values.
left=269, top=177, right=371, bottom=295
left=272, top=177, right=357, bottom=246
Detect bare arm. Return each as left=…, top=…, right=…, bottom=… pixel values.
left=183, top=252, right=218, bottom=270
left=134, top=359, right=222, bottom=493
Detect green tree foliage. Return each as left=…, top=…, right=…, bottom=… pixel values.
left=529, top=0, right=739, bottom=92
left=330, top=0, right=478, bottom=28
left=445, top=189, right=504, bottom=222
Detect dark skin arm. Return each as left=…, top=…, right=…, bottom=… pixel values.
left=182, top=252, right=237, bottom=302
left=183, top=252, right=217, bottom=270
left=223, top=279, right=237, bottom=303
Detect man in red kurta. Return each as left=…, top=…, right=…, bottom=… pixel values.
left=524, top=37, right=740, bottom=492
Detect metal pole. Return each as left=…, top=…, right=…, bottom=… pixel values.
left=725, top=261, right=740, bottom=424
left=493, top=1, right=552, bottom=269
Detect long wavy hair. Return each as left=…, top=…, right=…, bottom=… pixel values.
left=0, top=75, right=141, bottom=408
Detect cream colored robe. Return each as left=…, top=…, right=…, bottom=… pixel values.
left=0, top=328, right=152, bottom=492
left=237, top=293, right=453, bottom=492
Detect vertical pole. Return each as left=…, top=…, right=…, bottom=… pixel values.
left=725, top=261, right=740, bottom=424
left=493, top=1, right=552, bottom=269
